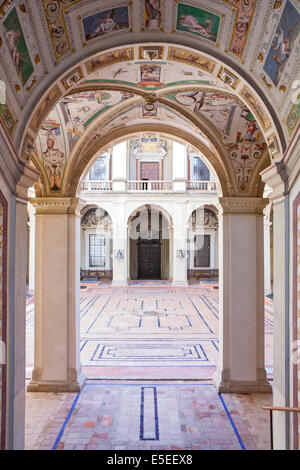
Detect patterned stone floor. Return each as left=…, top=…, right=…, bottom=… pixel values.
left=25, top=283, right=273, bottom=451
left=25, top=380, right=272, bottom=450
left=26, top=281, right=273, bottom=380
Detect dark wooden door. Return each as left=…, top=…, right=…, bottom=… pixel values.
left=140, top=162, right=159, bottom=180
left=138, top=241, right=161, bottom=279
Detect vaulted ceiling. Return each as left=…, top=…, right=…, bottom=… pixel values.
left=0, top=0, right=299, bottom=197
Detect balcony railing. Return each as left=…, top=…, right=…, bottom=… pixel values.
left=81, top=180, right=112, bottom=192
left=127, top=180, right=173, bottom=192
left=186, top=181, right=217, bottom=191
left=80, top=180, right=218, bottom=193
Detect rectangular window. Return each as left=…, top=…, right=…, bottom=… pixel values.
left=193, top=157, right=210, bottom=181
left=89, top=234, right=105, bottom=267
left=194, top=234, right=210, bottom=268
left=89, top=157, right=106, bottom=180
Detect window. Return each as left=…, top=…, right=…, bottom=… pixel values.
left=193, top=157, right=210, bottom=181
left=194, top=234, right=210, bottom=267
left=89, top=156, right=106, bottom=180
left=89, top=234, right=105, bottom=267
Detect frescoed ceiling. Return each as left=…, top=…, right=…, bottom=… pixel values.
left=0, top=0, right=298, bottom=196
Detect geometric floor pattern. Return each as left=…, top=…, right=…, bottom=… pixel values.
left=26, top=282, right=273, bottom=379
left=25, top=380, right=272, bottom=450
left=25, top=283, right=273, bottom=450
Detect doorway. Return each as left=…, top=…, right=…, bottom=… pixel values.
left=128, top=205, right=171, bottom=280
left=138, top=238, right=161, bottom=279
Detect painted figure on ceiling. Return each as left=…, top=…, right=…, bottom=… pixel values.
left=40, top=126, right=65, bottom=191
left=272, top=27, right=291, bottom=65
left=94, top=13, right=116, bottom=35
left=179, top=15, right=216, bottom=40
left=145, top=0, right=161, bottom=28
left=5, top=29, right=21, bottom=72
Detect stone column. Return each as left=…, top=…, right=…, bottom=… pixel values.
left=213, top=197, right=272, bottom=393
left=262, top=164, right=290, bottom=449
left=264, top=206, right=272, bottom=294
left=112, top=200, right=127, bottom=286
left=9, top=194, right=28, bottom=448
left=269, top=194, right=290, bottom=449
left=27, top=202, right=35, bottom=292
left=27, top=198, right=85, bottom=392
left=172, top=202, right=188, bottom=286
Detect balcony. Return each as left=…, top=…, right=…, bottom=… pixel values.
left=127, top=180, right=173, bottom=192
left=186, top=181, right=217, bottom=191
left=80, top=180, right=218, bottom=193
left=81, top=180, right=112, bottom=192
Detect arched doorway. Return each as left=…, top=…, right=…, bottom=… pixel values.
left=128, top=205, right=172, bottom=281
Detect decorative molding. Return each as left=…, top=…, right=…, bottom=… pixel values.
left=31, top=197, right=83, bottom=215
left=217, top=66, right=240, bottom=89
left=219, top=197, right=269, bottom=214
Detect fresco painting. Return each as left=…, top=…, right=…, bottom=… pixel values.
left=42, top=0, right=79, bottom=60
left=38, top=108, right=66, bottom=191
left=3, top=7, right=34, bottom=86
left=29, top=85, right=62, bottom=133
left=167, top=90, right=266, bottom=191
left=36, top=90, right=136, bottom=188
left=225, top=0, right=257, bottom=58
left=176, top=3, right=220, bottom=43
left=0, top=104, right=15, bottom=137
left=167, top=47, right=216, bottom=73
left=83, top=7, right=129, bottom=41
left=263, top=0, right=300, bottom=86
left=286, top=96, right=300, bottom=135
left=144, top=0, right=162, bottom=29
left=85, top=48, right=133, bottom=73
left=240, top=86, right=272, bottom=131
left=139, top=64, right=162, bottom=87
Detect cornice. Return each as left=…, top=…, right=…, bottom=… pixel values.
left=219, top=197, right=269, bottom=215
left=30, top=197, right=84, bottom=216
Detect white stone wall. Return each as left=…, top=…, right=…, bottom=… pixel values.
left=79, top=193, right=220, bottom=283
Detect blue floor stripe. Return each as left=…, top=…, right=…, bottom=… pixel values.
left=52, top=389, right=83, bottom=450
left=218, top=393, right=246, bottom=450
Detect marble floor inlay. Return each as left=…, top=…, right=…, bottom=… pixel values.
left=26, top=281, right=273, bottom=379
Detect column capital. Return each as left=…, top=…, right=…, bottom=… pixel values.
left=30, top=197, right=85, bottom=216
left=218, top=197, right=269, bottom=215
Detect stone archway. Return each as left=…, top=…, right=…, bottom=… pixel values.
left=24, top=39, right=278, bottom=395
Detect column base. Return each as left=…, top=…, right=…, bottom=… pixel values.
left=27, top=369, right=86, bottom=393
left=172, top=280, right=188, bottom=287
left=213, top=369, right=272, bottom=394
